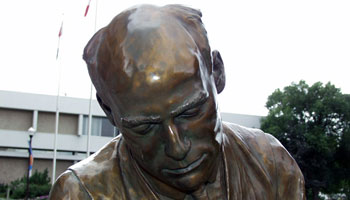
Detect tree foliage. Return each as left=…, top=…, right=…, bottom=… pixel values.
left=261, top=80, right=350, bottom=199
left=1, top=169, right=51, bottom=199
left=0, top=183, right=9, bottom=198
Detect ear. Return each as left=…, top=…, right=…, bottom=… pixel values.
left=212, top=50, right=226, bottom=94
left=96, top=94, right=116, bottom=126
left=83, top=28, right=106, bottom=89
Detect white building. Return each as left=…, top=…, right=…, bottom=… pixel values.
left=0, top=90, right=261, bottom=184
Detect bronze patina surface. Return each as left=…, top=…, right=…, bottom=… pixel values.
left=49, top=4, right=305, bottom=199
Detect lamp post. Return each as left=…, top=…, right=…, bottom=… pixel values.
left=25, top=127, right=36, bottom=200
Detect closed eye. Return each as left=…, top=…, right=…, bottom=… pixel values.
left=130, top=123, right=155, bottom=135
left=178, top=106, right=201, bottom=118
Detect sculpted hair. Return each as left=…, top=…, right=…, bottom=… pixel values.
left=163, top=5, right=212, bottom=67
left=83, top=4, right=212, bottom=94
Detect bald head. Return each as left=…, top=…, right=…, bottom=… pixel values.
left=83, top=4, right=213, bottom=95
left=82, top=8, right=226, bottom=191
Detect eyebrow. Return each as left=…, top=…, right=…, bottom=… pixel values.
left=121, top=91, right=209, bottom=128
left=170, top=91, right=209, bottom=116
left=121, top=115, right=161, bottom=128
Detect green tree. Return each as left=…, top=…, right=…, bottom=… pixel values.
left=0, top=183, right=9, bottom=198
left=9, top=169, right=51, bottom=199
left=261, top=80, right=350, bottom=200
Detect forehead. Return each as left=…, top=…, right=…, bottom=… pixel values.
left=111, top=73, right=207, bottom=119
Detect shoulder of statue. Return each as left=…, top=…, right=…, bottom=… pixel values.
left=264, top=133, right=306, bottom=199
left=222, top=122, right=277, bottom=170
left=222, top=122, right=296, bottom=165
left=69, top=135, right=122, bottom=174
left=222, top=122, right=305, bottom=199
left=49, top=170, right=92, bottom=199
left=64, top=135, right=129, bottom=199
left=222, top=121, right=272, bottom=152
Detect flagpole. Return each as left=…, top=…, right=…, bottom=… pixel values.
left=52, top=17, right=63, bottom=185
left=87, top=84, right=93, bottom=157
left=86, top=0, right=98, bottom=158
left=52, top=70, right=61, bottom=185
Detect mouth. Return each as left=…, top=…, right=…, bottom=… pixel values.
left=162, top=154, right=207, bottom=176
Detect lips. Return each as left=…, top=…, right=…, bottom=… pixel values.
left=162, top=154, right=207, bottom=175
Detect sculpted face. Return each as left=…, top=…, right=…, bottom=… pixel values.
left=85, top=5, right=226, bottom=195
left=113, top=62, right=222, bottom=193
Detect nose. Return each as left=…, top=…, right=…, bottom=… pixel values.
left=164, top=120, right=191, bottom=161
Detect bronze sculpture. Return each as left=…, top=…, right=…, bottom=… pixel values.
left=49, top=4, right=305, bottom=199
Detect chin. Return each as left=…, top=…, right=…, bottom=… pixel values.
left=170, top=173, right=207, bottom=193
left=170, top=159, right=217, bottom=193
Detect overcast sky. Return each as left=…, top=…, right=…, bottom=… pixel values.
left=0, top=0, right=349, bottom=116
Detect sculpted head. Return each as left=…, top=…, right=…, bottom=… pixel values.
left=83, top=4, right=226, bottom=195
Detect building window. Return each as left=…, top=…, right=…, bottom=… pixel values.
left=37, top=112, right=78, bottom=135
left=0, top=108, right=32, bottom=131
left=82, top=116, right=119, bottom=137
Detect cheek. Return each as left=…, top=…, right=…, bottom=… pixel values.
left=185, top=103, right=219, bottom=139
left=122, top=130, right=159, bottom=158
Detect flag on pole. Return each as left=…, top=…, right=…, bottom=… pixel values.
left=58, top=22, right=63, bottom=37
left=28, top=140, right=34, bottom=177
left=84, top=0, right=92, bottom=17
left=56, top=21, right=63, bottom=60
